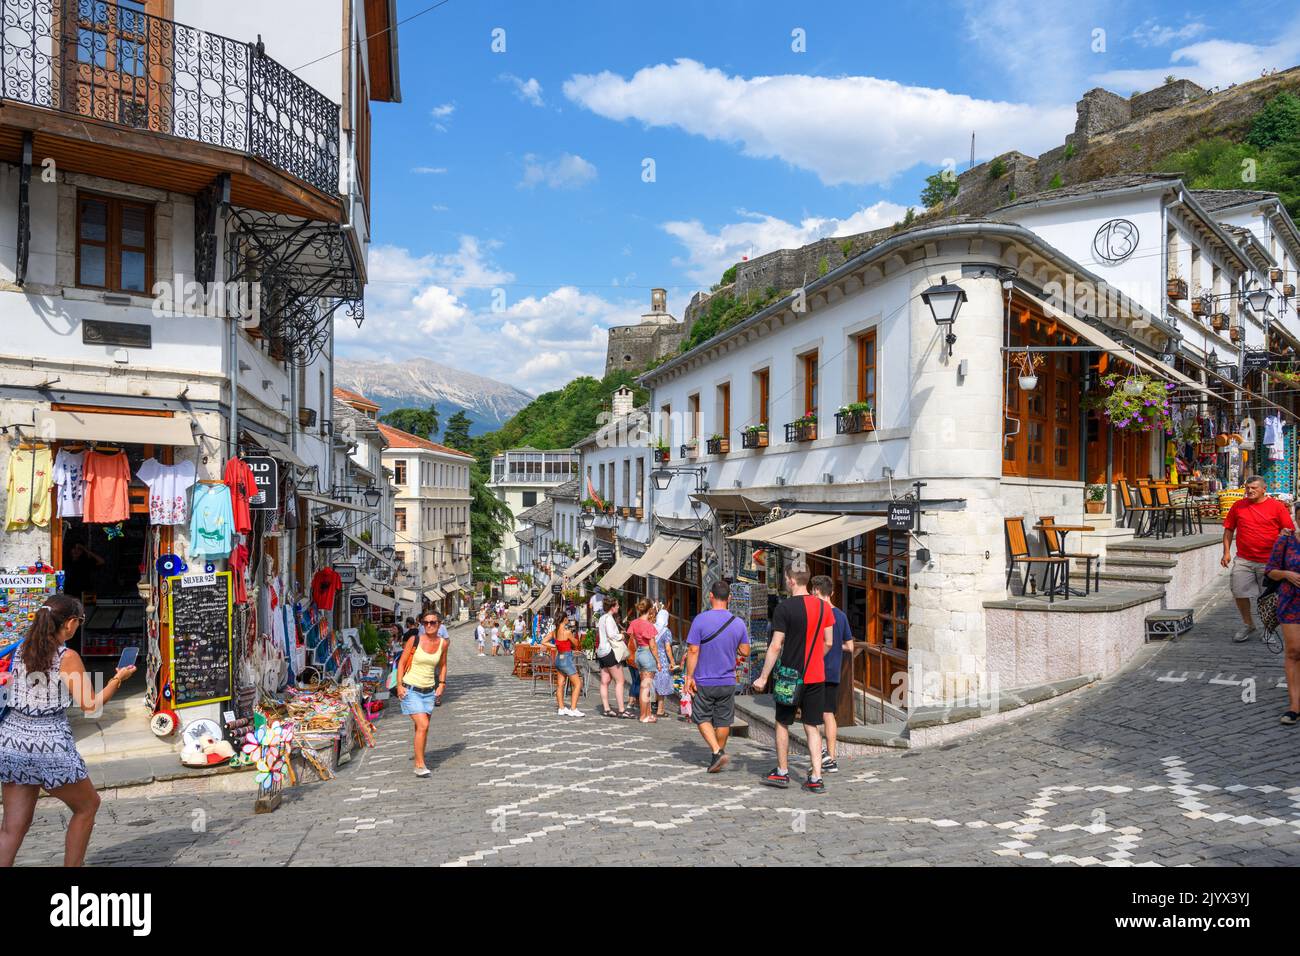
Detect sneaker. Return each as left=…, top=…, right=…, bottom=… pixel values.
left=568, top=708, right=585, bottom=718
left=802, top=773, right=826, bottom=794
left=822, top=758, right=839, bottom=774
left=1232, top=627, right=1252, bottom=643
left=557, top=708, right=569, bottom=717
left=707, top=752, right=729, bottom=774
left=1281, top=711, right=1300, bottom=726
left=762, top=768, right=790, bottom=788
left=414, top=767, right=431, bottom=778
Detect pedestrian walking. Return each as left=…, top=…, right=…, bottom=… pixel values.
left=653, top=617, right=677, bottom=718
left=474, top=618, right=487, bottom=656
left=541, top=613, right=584, bottom=717
left=810, top=574, right=853, bottom=773
left=1222, top=476, right=1295, bottom=642
left=510, top=614, right=523, bottom=652
left=396, top=612, right=448, bottom=777
left=0, top=595, right=135, bottom=866
left=596, top=598, right=632, bottom=717
left=683, top=581, right=750, bottom=772
left=628, top=600, right=661, bottom=722
left=1264, top=531, right=1300, bottom=725
left=490, top=619, right=502, bottom=656
left=752, top=567, right=834, bottom=793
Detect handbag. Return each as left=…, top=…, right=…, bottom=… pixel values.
left=773, top=602, right=824, bottom=707
left=1258, top=536, right=1291, bottom=632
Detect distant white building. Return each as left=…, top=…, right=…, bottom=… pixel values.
left=488, top=447, right=580, bottom=571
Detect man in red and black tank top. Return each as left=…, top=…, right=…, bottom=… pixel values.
left=753, top=567, right=834, bottom=793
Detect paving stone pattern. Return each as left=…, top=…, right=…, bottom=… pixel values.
left=8, top=595, right=1299, bottom=867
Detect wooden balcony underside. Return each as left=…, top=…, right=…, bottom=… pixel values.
left=0, top=104, right=340, bottom=221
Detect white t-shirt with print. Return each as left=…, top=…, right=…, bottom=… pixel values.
left=136, top=458, right=198, bottom=525
left=52, top=449, right=86, bottom=517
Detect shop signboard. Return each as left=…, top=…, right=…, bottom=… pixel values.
left=551, top=583, right=562, bottom=595
left=334, top=563, right=358, bottom=585
left=1243, top=351, right=1272, bottom=375
left=245, top=455, right=279, bottom=510
left=350, top=595, right=368, bottom=610
left=596, top=547, right=615, bottom=564
left=887, top=501, right=916, bottom=532
left=166, top=571, right=233, bottom=708
left=316, top=525, right=344, bottom=550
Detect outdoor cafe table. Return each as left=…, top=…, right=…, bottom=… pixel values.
left=1034, top=523, right=1095, bottom=597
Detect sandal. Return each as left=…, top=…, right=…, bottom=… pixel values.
left=601, top=708, right=617, bottom=717
left=617, top=710, right=636, bottom=719
left=1281, top=711, right=1299, bottom=726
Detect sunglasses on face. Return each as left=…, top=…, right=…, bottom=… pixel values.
left=422, top=620, right=440, bottom=627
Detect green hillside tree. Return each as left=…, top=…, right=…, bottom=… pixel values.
left=381, top=404, right=440, bottom=440
left=441, top=410, right=473, bottom=451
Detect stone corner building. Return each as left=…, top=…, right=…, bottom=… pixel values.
left=605, top=287, right=689, bottom=376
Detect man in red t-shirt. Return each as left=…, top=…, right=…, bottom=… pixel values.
left=1222, top=475, right=1295, bottom=642
left=753, top=566, right=835, bottom=793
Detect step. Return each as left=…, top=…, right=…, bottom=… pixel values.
left=1101, top=555, right=1179, bottom=570
left=1145, top=608, right=1193, bottom=642
left=1096, top=570, right=1172, bottom=587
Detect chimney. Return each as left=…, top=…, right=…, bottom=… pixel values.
left=650, top=288, right=667, bottom=314
left=611, top=385, right=634, bottom=420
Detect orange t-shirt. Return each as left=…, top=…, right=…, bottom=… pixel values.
left=83, top=451, right=131, bottom=523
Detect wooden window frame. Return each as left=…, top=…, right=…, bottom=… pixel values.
left=717, top=382, right=731, bottom=437
left=1001, top=307, right=1079, bottom=481
left=393, top=460, right=407, bottom=486
left=395, top=507, right=406, bottom=532
left=856, top=330, right=877, bottom=408
left=77, top=192, right=154, bottom=294
left=802, top=351, right=819, bottom=417
left=688, top=393, right=700, bottom=442
left=755, top=368, right=770, bottom=427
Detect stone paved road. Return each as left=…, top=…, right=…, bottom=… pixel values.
left=8, top=593, right=1299, bottom=866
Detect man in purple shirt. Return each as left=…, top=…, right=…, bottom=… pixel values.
left=685, top=580, right=750, bottom=773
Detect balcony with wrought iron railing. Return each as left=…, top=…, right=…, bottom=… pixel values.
left=0, top=0, right=340, bottom=195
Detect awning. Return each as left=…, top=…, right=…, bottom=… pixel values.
left=344, top=531, right=396, bottom=570
left=643, top=537, right=701, bottom=581
left=241, top=429, right=308, bottom=468
left=596, top=554, right=638, bottom=591
left=526, top=589, right=554, bottom=614
left=400, top=588, right=420, bottom=604
left=363, top=588, right=396, bottom=611
left=627, top=536, right=678, bottom=579
left=729, top=512, right=839, bottom=543
left=562, top=551, right=599, bottom=582
left=36, top=409, right=196, bottom=446
left=300, top=492, right=377, bottom=515
left=569, top=559, right=602, bottom=586
left=423, top=587, right=444, bottom=601
left=689, top=492, right=770, bottom=516
left=767, top=515, right=887, bottom=552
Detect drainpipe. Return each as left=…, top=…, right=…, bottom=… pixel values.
left=229, top=315, right=239, bottom=467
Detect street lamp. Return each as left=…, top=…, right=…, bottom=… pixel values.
left=380, top=545, right=396, bottom=561
left=1245, top=286, right=1273, bottom=315
left=363, top=487, right=381, bottom=508
left=578, top=511, right=594, bottom=530
left=921, top=275, right=966, bottom=358
left=650, top=466, right=707, bottom=491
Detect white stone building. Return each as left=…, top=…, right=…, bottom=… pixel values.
left=488, top=447, right=580, bottom=572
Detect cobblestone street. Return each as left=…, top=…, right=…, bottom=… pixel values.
left=10, top=594, right=1299, bottom=867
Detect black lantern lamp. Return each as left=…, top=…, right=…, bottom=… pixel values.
left=650, top=466, right=707, bottom=492
left=380, top=544, right=396, bottom=561
left=1245, top=286, right=1273, bottom=315
left=921, top=275, right=967, bottom=358
left=577, top=511, right=594, bottom=531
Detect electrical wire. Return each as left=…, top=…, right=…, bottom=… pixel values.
left=287, top=0, right=453, bottom=75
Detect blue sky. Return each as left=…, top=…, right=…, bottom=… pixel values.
left=337, top=0, right=1300, bottom=392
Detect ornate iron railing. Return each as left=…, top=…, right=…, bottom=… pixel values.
left=0, top=0, right=339, bottom=194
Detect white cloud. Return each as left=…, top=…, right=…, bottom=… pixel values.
left=519, top=152, right=598, bottom=190
left=563, top=58, right=1073, bottom=186
left=501, top=74, right=545, bottom=107
left=1129, top=19, right=1207, bottom=48
left=431, top=103, right=455, bottom=118
left=430, top=204, right=449, bottom=212
left=1092, top=24, right=1300, bottom=92
left=959, top=0, right=1104, bottom=106
left=411, top=166, right=447, bottom=174
left=340, top=244, right=639, bottom=393
left=662, top=202, right=908, bottom=285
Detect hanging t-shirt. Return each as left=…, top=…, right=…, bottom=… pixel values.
left=223, top=457, right=256, bottom=535
left=229, top=542, right=249, bottom=605
left=4, top=445, right=53, bottom=530
left=82, top=450, right=130, bottom=524
left=136, top=458, right=198, bottom=525
left=188, top=483, right=235, bottom=557
left=311, top=567, right=343, bottom=611
left=52, top=449, right=86, bottom=518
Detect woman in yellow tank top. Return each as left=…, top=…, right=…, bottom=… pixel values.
left=396, top=611, right=449, bottom=777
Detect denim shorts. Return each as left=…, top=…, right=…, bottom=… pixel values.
left=635, top=647, right=657, bottom=673
left=400, top=686, right=438, bottom=715
left=555, top=651, right=578, bottom=677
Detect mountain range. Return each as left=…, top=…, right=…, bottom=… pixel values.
left=334, top=357, right=533, bottom=435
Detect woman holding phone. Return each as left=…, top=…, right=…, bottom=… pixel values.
left=0, top=594, right=135, bottom=866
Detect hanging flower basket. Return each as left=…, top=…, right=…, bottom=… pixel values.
left=1084, top=373, right=1176, bottom=434
left=1011, top=350, right=1044, bottom=392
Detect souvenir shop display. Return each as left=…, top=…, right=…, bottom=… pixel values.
left=188, top=481, right=235, bottom=557
left=0, top=569, right=62, bottom=642
left=82, top=447, right=131, bottom=524
left=223, top=456, right=256, bottom=535
left=166, top=570, right=234, bottom=708
left=51, top=447, right=85, bottom=518
left=4, top=443, right=52, bottom=530
left=729, top=581, right=770, bottom=687
left=136, top=458, right=198, bottom=525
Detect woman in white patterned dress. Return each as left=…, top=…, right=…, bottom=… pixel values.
left=0, top=595, right=134, bottom=866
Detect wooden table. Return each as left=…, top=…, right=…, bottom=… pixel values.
left=1034, top=524, right=1095, bottom=596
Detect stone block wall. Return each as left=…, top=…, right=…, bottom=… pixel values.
left=604, top=321, right=688, bottom=375
left=1070, top=87, right=1132, bottom=143
left=1131, top=79, right=1206, bottom=120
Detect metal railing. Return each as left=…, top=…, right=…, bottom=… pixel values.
left=0, top=0, right=339, bottom=193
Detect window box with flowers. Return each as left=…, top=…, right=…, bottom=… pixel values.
left=653, top=442, right=670, bottom=464
left=834, top=401, right=875, bottom=435
left=785, top=414, right=818, bottom=443
left=1190, top=298, right=1209, bottom=317
left=680, top=441, right=699, bottom=460
left=1270, top=267, right=1283, bottom=283
left=1082, top=373, right=1176, bottom=434
left=1285, top=283, right=1296, bottom=298
left=634, top=506, right=644, bottom=520
left=706, top=434, right=730, bottom=455
left=1167, top=277, right=1188, bottom=301
left=1229, top=325, right=1242, bottom=343
left=742, top=423, right=769, bottom=449
left=1211, top=312, right=1229, bottom=331
left=581, top=498, right=599, bottom=513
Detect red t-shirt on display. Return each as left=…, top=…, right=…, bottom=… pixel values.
left=1225, top=496, right=1294, bottom=562
left=229, top=543, right=249, bottom=606
left=311, top=567, right=342, bottom=610
left=223, top=457, right=256, bottom=535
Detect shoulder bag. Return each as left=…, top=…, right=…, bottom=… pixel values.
left=0, top=638, right=24, bottom=722
left=1258, top=535, right=1292, bottom=632
left=605, top=619, right=630, bottom=664
left=697, top=614, right=738, bottom=647
left=773, top=601, right=824, bottom=707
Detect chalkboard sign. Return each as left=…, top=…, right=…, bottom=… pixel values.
left=1243, top=351, right=1272, bottom=375
left=887, top=501, right=916, bottom=531
left=596, top=547, right=614, bottom=564
left=551, top=583, right=562, bottom=595
left=167, top=571, right=233, bottom=708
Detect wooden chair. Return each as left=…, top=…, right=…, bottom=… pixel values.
left=1005, top=517, right=1071, bottom=602
left=1039, top=515, right=1100, bottom=595
left=1116, top=481, right=1162, bottom=537
left=1137, top=482, right=1177, bottom=538
left=1155, top=483, right=1200, bottom=536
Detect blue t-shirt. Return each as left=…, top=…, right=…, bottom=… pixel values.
left=686, top=608, right=749, bottom=687
left=823, top=606, right=851, bottom=684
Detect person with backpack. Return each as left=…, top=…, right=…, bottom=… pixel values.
left=752, top=567, right=834, bottom=793
left=684, top=581, right=750, bottom=772
left=396, top=611, right=448, bottom=778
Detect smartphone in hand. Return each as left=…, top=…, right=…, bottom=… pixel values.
left=116, top=645, right=139, bottom=670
